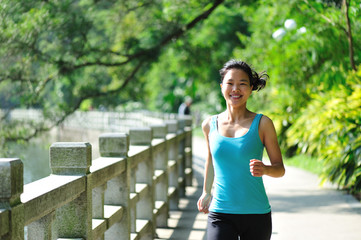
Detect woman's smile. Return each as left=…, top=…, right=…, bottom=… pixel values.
left=230, top=94, right=242, bottom=99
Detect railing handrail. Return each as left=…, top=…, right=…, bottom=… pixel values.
left=0, top=114, right=193, bottom=240
left=2, top=108, right=184, bottom=132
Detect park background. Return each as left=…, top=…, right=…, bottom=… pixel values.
left=0, top=0, right=360, bottom=197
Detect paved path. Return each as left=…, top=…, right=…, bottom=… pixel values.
left=156, top=136, right=361, bottom=240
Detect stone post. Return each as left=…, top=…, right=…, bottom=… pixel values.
left=49, top=142, right=92, bottom=239
left=0, top=158, right=24, bottom=240
left=129, top=127, right=154, bottom=238
left=151, top=124, right=168, bottom=140
left=92, top=184, right=106, bottom=219
left=183, top=116, right=193, bottom=187
left=100, top=133, right=131, bottom=240
left=151, top=124, right=168, bottom=172
left=177, top=119, right=186, bottom=198
left=99, top=133, right=129, bottom=158
left=165, top=120, right=178, bottom=135
left=27, top=212, right=55, bottom=240
left=182, top=115, right=193, bottom=129
left=129, top=170, right=136, bottom=234
left=165, top=120, right=180, bottom=210
left=50, top=142, right=91, bottom=175
left=151, top=124, right=169, bottom=228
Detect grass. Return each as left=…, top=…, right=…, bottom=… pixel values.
left=192, top=126, right=204, bottom=138
left=284, top=154, right=324, bottom=175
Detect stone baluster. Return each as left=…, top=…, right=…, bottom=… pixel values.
left=0, top=158, right=24, bottom=240
left=49, top=142, right=92, bottom=239
left=27, top=212, right=55, bottom=240
left=99, top=133, right=131, bottom=240
left=129, top=127, right=154, bottom=239
left=181, top=115, right=193, bottom=187
left=151, top=124, right=169, bottom=228
left=165, top=120, right=179, bottom=210
left=92, top=185, right=106, bottom=219
left=92, top=182, right=107, bottom=240
left=129, top=168, right=137, bottom=234
left=177, top=119, right=186, bottom=198
left=127, top=130, right=138, bottom=234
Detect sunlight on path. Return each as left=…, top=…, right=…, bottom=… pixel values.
left=157, top=136, right=361, bottom=240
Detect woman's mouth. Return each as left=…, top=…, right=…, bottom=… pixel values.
left=230, top=94, right=241, bottom=99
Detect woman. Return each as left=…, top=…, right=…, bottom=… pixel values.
left=197, top=59, right=285, bottom=240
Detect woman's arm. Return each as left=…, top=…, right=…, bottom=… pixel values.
left=197, top=117, right=214, bottom=213
left=250, top=115, right=285, bottom=178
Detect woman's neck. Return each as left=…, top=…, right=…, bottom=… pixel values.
left=223, top=105, right=251, bottom=123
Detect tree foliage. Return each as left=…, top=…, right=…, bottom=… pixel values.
left=1, top=0, right=361, bottom=192
left=287, top=68, right=361, bottom=193
left=230, top=0, right=361, bottom=192
left=0, top=0, right=225, bottom=142
left=143, top=2, right=250, bottom=113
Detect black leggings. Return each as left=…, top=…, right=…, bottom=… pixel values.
left=207, top=211, right=272, bottom=240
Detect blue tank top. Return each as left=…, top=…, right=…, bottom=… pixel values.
left=208, top=114, right=271, bottom=214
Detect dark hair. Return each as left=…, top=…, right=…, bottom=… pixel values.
left=219, top=59, right=268, bottom=91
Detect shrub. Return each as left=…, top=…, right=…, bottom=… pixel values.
left=287, top=68, right=361, bottom=193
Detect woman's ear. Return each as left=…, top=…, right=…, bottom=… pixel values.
left=220, top=84, right=224, bottom=96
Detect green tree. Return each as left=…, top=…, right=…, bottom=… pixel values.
left=232, top=0, right=361, bottom=192
left=0, top=0, right=225, bottom=146
left=143, top=2, right=250, bottom=114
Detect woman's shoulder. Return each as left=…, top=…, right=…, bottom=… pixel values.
left=202, top=115, right=215, bottom=127
left=258, top=114, right=275, bottom=130
left=202, top=115, right=217, bottom=133
left=258, top=113, right=272, bottom=122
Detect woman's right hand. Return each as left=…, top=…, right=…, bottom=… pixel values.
left=197, top=192, right=212, bottom=214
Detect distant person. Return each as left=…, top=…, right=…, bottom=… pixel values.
left=197, top=59, right=285, bottom=240
left=178, top=96, right=192, bottom=115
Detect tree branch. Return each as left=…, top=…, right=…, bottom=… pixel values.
left=78, top=60, right=145, bottom=100
left=3, top=61, right=145, bottom=142
left=2, top=0, right=226, bottom=143
left=126, top=0, right=225, bottom=60
left=303, top=0, right=357, bottom=71
left=124, top=0, right=154, bottom=13
left=71, top=0, right=225, bottom=70
left=303, top=0, right=348, bottom=35
left=343, top=0, right=357, bottom=71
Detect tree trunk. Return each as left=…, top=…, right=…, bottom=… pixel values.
left=343, top=0, right=357, bottom=71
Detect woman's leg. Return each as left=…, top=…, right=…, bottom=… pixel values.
left=207, top=212, right=239, bottom=240
left=241, top=212, right=272, bottom=240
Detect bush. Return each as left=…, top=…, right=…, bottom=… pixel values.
left=287, top=68, right=361, bottom=193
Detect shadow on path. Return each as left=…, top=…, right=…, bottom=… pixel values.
left=158, top=136, right=361, bottom=240
left=156, top=147, right=208, bottom=240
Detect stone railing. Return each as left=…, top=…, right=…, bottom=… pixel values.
left=3, top=109, right=184, bottom=132
left=0, top=117, right=193, bottom=240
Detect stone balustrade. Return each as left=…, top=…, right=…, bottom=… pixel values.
left=0, top=116, right=193, bottom=240
left=3, top=109, right=182, bottom=132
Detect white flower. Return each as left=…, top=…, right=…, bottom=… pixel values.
left=284, top=19, right=297, bottom=30
left=272, top=28, right=286, bottom=41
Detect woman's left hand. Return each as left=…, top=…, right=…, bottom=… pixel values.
left=249, top=159, right=266, bottom=177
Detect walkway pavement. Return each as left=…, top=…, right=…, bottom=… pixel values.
left=156, top=136, right=361, bottom=240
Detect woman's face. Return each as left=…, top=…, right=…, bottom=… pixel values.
left=221, top=69, right=252, bottom=107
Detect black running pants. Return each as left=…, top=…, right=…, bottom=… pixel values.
left=207, top=211, right=272, bottom=240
